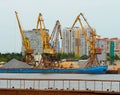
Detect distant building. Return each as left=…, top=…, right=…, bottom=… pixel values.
left=96, top=38, right=107, bottom=63
left=22, top=29, right=61, bottom=55
left=62, top=27, right=107, bottom=63
left=109, top=38, right=120, bottom=57
left=58, top=40, right=60, bottom=53
left=62, top=27, right=92, bottom=57
left=22, top=29, right=43, bottom=55
left=80, top=27, right=91, bottom=56
left=62, top=27, right=80, bottom=56
left=62, top=27, right=70, bottom=53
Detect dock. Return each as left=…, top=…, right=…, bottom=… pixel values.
left=0, top=78, right=120, bottom=95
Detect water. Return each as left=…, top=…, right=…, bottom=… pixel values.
left=0, top=73, right=120, bottom=80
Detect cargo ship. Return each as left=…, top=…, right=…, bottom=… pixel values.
left=0, top=59, right=108, bottom=74
left=0, top=65, right=107, bottom=74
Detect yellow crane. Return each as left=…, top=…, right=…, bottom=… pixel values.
left=36, top=13, right=55, bottom=68
left=15, top=11, right=34, bottom=63
left=36, top=13, right=54, bottom=55
left=70, top=13, right=102, bottom=67
left=36, top=13, right=62, bottom=68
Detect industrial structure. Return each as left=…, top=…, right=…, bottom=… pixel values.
left=108, top=38, right=120, bottom=57
left=70, top=13, right=102, bottom=67
left=1, top=10, right=120, bottom=95
left=96, top=38, right=107, bottom=63
left=15, top=11, right=35, bottom=63
left=15, top=12, right=62, bottom=68
left=62, top=20, right=108, bottom=64
left=15, top=11, right=120, bottom=67
left=36, top=13, right=62, bottom=68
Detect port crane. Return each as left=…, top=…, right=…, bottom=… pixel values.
left=15, top=11, right=34, bottom=63
left=36, top=13, right=62, bottom=68
left=70, top=13, right=101, bottom=67
left=36, top=13, right=53, bottom=55
left=50, top=20, right=62, bottom=54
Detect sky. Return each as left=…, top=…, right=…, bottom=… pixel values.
left=0, top=0, right=120, bottom=53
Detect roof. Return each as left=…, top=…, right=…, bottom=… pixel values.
left=2, top=58, right=32, bottom=69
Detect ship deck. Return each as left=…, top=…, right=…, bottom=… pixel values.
left=0, top=78, right=120, bottom=95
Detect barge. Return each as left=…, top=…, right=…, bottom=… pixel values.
left=0, top=59, right=108, bottom=74
left=0, top=65, right=108, bottom=74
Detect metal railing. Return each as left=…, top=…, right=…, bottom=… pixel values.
left=0, top=78, right=120, bottom=92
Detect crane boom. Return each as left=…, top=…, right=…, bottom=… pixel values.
left=50, top=20, right=62, bottom=41
left=50, top=20, right=62, bottom=53
left=36, top=13, right=62, bottom=68
left=15, top=11, right=34, bottom=63
left=70, top=13, right=100, bottom=67
left=36, top=13, right=46, bottom=35
left=36, top=13, right=52, bottom=54
left=36, top=13, right=44, bottom=50
left=15, top=11, right=25, bottom=46
left=15, top=11, right=32, bottom=52
left=70, top=13, right=92, bottom=48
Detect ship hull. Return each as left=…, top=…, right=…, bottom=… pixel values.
left=0, top=66, right=108, bottom=74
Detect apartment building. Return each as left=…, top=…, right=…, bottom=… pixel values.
left=62, top=27, right=80, bottom=56
left=62, top=27, right=107, bottom=62
left=62, top=27, right=91, bottom=56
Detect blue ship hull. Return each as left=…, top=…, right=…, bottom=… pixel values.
left=0, top=66, right=108, bottom=74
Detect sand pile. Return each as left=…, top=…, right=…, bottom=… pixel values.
left=59, top=61, right=80, bottom=68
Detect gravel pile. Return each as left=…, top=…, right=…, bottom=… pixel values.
left=2, top=58, right=32, bottom=69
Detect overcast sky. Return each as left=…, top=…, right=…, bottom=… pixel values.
left=0, top=0, right=120, bottom=53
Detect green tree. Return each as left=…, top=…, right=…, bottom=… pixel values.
left=114, top=54, right=120, bottom=60
left=80, top=55, right=89, bottom=60
left=0, top=52, right=22, bottom=62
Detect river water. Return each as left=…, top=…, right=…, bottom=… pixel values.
left=0, top=73, right=120, bottom=80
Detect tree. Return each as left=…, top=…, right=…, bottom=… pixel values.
left=80, top=55, right=89, bottom=60
left=114, top=54, right=120, bottom=60
left=0, top=52, right=22, bottom=62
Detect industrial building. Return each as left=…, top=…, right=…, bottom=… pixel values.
left=110, top=38, right=120, bottom=57
left=96, top=38, right=107, bottom=63
left=104, top=38, right=120, bottom=57
left=21, top=29, right=43, bottom=55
